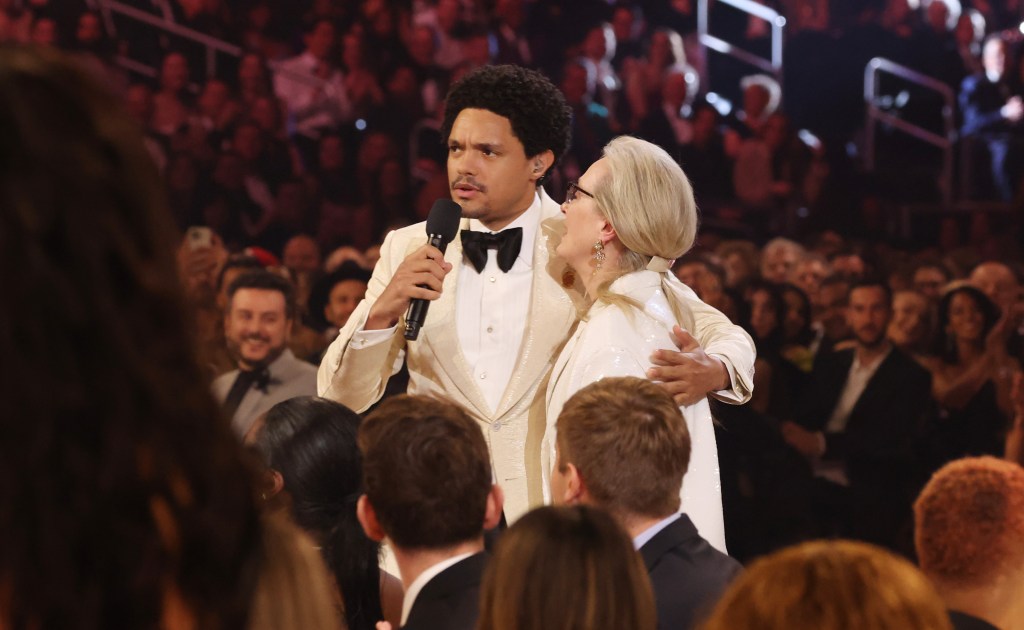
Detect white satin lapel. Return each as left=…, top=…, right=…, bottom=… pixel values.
left=414, top=219, right=493, bottom=419
left=494, top=206, right=580, bottom=417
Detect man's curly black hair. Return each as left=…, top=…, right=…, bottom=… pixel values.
left=441, top=64, right=572, bottom=185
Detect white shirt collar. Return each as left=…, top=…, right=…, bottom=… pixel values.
left=400, top=552, right=476, bottom=625
left=466, top=191, right=542, bottom=269
left=633, top=513, right=682, bottom=550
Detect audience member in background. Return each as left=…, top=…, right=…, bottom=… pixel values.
left=273, top=18, right=353, bottom=160
left=959, top=35, right=1024, bottom=201
left=921, top=286, right=1021, bottom=467
left=745, top=280, right=798, bottom=418
left=812, top=274, right=853, bottom=353
left=248, top=396, right=403, bottom=629
left=779, top=282, right=817, bottom=374
left=789, top=253, right=830, bottom=302
left=716, top=239, right=760, bottom=290
left=478, top=505, right=656, bottom=630
left=552, top=377, right=742, bottom=630
left=914, top=456, right=1024, bottom=630
left=782, top=280, right=932, bottom=552
left=0, top=46, right=336, bottom=629
left=726, top=73, right=782, bottom=148
left=357, top=395, right=502, bottom=630
left=678, top=103, right=735, bottom=208
left=830, top=248, right=870, bottom=281
left=237, top=50, right=274, bottom=107
left=888, top=289, right=934, bottom=357
left=701, top=540, right=952, bottom=630
left=969, top=260, right=1024, bottom=361
left=310, top=261, right=371, bottom=332
left=307, top=261, right=372, bottom=361
left=674, top=253, right=734, bottom=318
left=913, top=260, right=952, bottom=302
left=761, top=237, right=804, bottom=284
left=151, top=50, right=193, bottom=137
left=213, top=269, right=318, bottom=436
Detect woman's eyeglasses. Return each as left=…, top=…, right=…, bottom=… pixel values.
left=565, top=181, right=595, bottom=204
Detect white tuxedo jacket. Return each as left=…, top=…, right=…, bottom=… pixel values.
left=318, top=190, right=755, bottom=520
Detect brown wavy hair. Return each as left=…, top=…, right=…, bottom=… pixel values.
left=478, top=505, right=656, bottom=630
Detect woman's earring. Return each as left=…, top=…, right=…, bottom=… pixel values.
left=592, top=240, right=605, bottom=271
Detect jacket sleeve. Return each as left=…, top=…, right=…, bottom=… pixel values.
left=665, top=275, right=756, bottom=404
left=317, top=230, right=408, bottom=411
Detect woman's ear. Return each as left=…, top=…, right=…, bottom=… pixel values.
left=599, top=220, right=617, bottom=246
left=261, top=469, right=284, bottom=500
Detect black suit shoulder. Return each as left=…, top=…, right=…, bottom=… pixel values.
left=640, top=515, right=742, bottom=630
left=402, top=553, right=488, bottom=630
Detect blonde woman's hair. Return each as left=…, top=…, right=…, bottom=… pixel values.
left=589, top=135, right=699, bottom=319
left=595, top=135, right=698, bottom=272
left=700, top=540, right=952, bottom=630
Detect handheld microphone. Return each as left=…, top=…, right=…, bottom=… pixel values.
left=404, top=199, right=462, bottom=340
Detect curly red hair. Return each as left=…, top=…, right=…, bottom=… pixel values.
left=914, top=456, right=1024, bottom=587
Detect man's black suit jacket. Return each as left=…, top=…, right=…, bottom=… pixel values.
left=639, top=515, right=742, bottom=630
left=402, top=553, right=487, bottom=630
left=960, top=74, right=1015, bottom=138
left=794, top=347, right=932, bottom=547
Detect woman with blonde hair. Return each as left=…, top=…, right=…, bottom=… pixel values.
left=543, top=136, right=750, bottom=552
left=700, top=540, right=952, bottom=630
left=477, top=505, right=656, bottom=630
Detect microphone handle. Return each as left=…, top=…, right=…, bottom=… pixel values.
left=403, top=233, right=449, bottom=341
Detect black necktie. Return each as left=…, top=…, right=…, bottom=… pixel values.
left=223, top=367, right=270, bottom=417
left=461, top=228, right=523, bottom=273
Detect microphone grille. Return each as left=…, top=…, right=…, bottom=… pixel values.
left=426, top=199, right=463, bottom=243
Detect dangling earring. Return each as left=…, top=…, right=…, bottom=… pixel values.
left=592, top=240, right=605, bottom=271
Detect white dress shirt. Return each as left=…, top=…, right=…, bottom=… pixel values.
left=349, top=194, right=541, bottom=416
left=272, top=52, right=352, bottom=138
left=456, top=195, right=541, bottom=413
left=633, top=513, right=682, bottom=550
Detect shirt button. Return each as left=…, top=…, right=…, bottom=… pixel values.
left=487, top=326, right=494, bottom=333
left=489, top=276, right=496, bottom=283
left=480, top=372, right=487, bottom=379
left=492, top=422, right=502, bottom=431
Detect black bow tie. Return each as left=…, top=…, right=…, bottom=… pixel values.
left=460, top=228, right=523, bottom=273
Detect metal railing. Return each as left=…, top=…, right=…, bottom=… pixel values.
left=863, top=57, right=956, bottom=208
left=94, top=0, right=326, bottom=89
left=697, top=0, right=786, bottom=79
left=96, top=0, right=241, bottom=78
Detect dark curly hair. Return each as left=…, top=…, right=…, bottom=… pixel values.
left=440, top=64, right=572, bottom=184
left=0, top=47, right=261, bottom=628
left=934, top=285, right=1000, bottom=363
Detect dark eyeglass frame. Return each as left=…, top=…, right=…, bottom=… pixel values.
left=565, top=181, right=595, bottom=203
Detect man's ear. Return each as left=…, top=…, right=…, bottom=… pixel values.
left=529, top=149, right=555, bottom=182
left=563, top=462, right=587, bottom=505
left=357, top=495, right=386, bottom=542
left=483, top=484, right=505, bottom=531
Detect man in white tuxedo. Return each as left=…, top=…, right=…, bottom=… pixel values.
left=318, top=65, right=755, bottom=520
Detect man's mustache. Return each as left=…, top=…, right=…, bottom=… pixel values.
left=451, top=176, right=486, bottom=192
